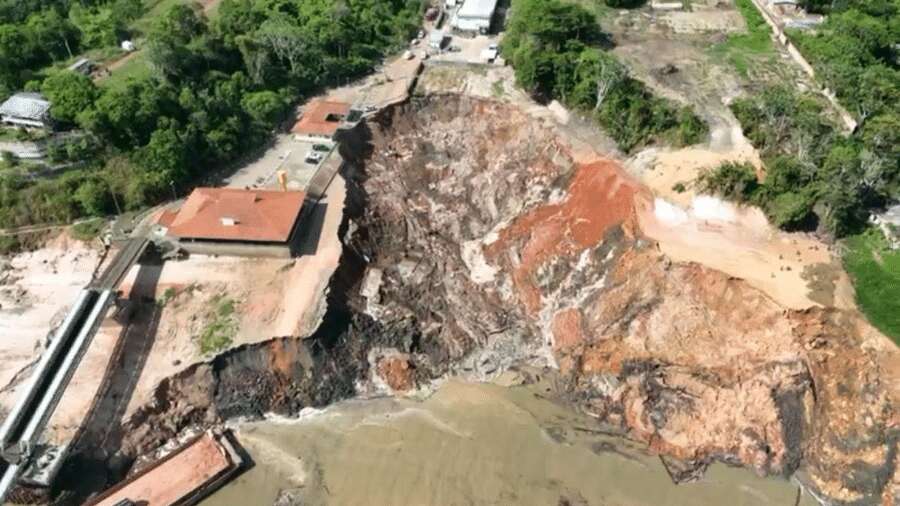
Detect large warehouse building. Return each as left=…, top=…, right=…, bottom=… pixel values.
left=451, top=0, right=498, bottom=33
left=160, top=187, right=308, bottom=257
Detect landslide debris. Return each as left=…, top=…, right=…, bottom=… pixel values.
left=110, top=94, right=896, bottom=505
left=340, top=94, right=897, bottom=504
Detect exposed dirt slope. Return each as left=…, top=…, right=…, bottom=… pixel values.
left=99, top=95, right=897, bottom=506
left=340, top=95, right=898, bottom=504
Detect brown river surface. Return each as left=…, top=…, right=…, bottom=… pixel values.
left=203, top=375, right=817, bottom=506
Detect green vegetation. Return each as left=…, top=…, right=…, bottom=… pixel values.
left=843, top=229, right=900, bottom=342
left=700, top=83, right=897, bottom=237
left=0, top=234, right=18, bottom=254
left=730, top=0, right=900, bottom=238
left=0, top=0, right=422, bottom=229
left=491, top=79, right=505, bottom=98
left=0, top=0, right=144, bottom=95
left=696, top=161, right=759, bottom=202
left=70, top=217, right=106, bottom=240
left=41, top=71, right=99, bottom=124
left=199, top=293, right=237, bottom=354
left=502, top=0, right=707, bottom=152
left=157, top=286, right=176, bottom=307
left=704, top=0, right=900, bottom=336
left=99, top=52, right=152, bottom=91
left=709, top=0, right=775, bottom=77
left=789, top=1, right=899, bottom=128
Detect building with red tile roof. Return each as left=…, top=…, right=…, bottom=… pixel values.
left=162, top=188, right=306, bottom=256
left=291, top=99, right=351, bottom=138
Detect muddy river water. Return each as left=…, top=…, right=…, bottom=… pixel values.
left=203, top=376, right=817, bottom=506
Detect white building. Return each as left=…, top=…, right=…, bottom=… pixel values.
left=429, top=30, right=446, bottom=49
left=452, top=0, right=498, bottom=33
left=0, top=92, right=51, bottom=129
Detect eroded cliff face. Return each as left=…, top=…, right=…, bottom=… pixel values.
left=110, top=95, right=896, bottom=505
left=337, top=95, right=897, bottom=504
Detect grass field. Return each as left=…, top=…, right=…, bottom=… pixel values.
left=843, top=228, right=900, bottom=343
left=708, top=0, right=776, bottom=77
left=101, top=52, right=152, bottom=90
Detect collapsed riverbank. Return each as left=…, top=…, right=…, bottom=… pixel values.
left=45, top=93, right=900, bottom=506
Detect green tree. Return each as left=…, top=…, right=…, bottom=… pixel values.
left=146, top=4, right=207, bottom=81
left=697, top=162, right=759, bottom=201
left=74, top=178, right=112, bottom=216
left=137, top=118, right=190, bottom=184
left=25, top=10, right=76, bottom=61
left=69, top=4, right=120, bottom=48
left=41, top=71, right=99, bottom=124
left=241, top=90, right=286, bottom=125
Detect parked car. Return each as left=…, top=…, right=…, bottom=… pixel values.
left=312, top=143, right=332, bottom=152
left=305, top=151, right=324, bottom=164
left=481, top=43, right=499, bottom=62
left=448, top=45, right=462, bottom=53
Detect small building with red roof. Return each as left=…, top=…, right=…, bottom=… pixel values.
left=291, top=99, right=351, bottom=139
left=160, top=187, right=307, bottom=257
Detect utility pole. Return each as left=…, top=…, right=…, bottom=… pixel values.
left=169, top=180, right=177, bottom=201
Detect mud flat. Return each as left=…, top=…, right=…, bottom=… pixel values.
left=205, top=378, right=816, bottom=506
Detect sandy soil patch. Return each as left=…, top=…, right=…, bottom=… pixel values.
left=626, top=134, right=762, bottom=207
left=636, top=193, right=854, bottom=310
left=0, top=233, right=102, bottom=411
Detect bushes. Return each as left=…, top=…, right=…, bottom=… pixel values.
left=728, top=85, right=894, bottom=237
left=0, top=234, right=18, bottom=255
left=696, top=162, right=759, bottom=202
left=70, top=218, right=106, bottom=241
left=504, top=0, right=706, bottom=152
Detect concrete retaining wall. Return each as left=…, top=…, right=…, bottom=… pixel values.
left=178, top=240, right=293, bottom=258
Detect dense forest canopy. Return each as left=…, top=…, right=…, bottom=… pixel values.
left=700, top=0, right=899, bottom=237
left=0, top=0, right=421, bottom=228
left=0, top=0, right=143, bottom=94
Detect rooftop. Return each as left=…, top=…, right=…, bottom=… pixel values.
left=457, top=0, right=499, bottom=18
left=88, top=432, right=240, bottom=506
left=165, top=187, right=306, bottom=243
left=0, top=92, right=51, bottom=121
left=291, top=99, right=351, bottom=137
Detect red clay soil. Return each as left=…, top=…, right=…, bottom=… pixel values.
left=485, top=160, right=639, bottom=314
left=376, top=355, right=416, bottom=392
left=551, top=308, right=587, bottom=351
